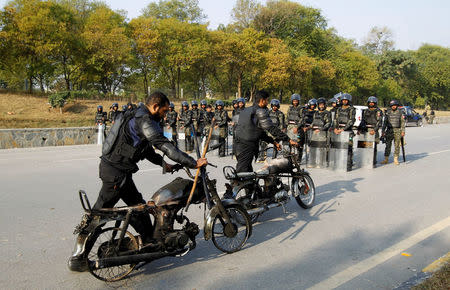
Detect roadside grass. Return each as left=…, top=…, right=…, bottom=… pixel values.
left=412, top=263, right=450, bottom=290
left=1, top=92, right=449, bottom=128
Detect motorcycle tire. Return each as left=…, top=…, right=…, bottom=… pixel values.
left=211, top=204, right=252, bottom=254
left=87, top=227, right=139, bottom=282
left=293, top=174, right=316, bottom=209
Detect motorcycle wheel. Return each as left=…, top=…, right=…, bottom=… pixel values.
left=294, top=174, right=316, bottom=209
left=87, top=227, right=138, bottom=282
left=211, top=204, right=252, bottom=253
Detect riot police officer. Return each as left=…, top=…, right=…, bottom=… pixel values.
left=237, top=97, right=246, bottom=112
left=329, top=97, right=338, bottom=123
left=203, top=104, right=214, bottom=135
left=312, top=98, right=331, bottom=132
left=190, top=100, right=204, bottom=139
left=333, top=93, right=356, bottom=170
left=164, top=102, right=178, bottom=146
left=178, top=101, right=194, bottom=153
left=267, top=99, right=286, bottom=158
left=95, top=105, right=107, bottom=126
left=108, top=103, right=120, bottom=124
left=232, top=99, right=239, bottom=117
left=298, top=99, right=318, bottom=160
left=381, top=100, right=405, bottom=165
left=213, top=100, right=229, bottom=157
left=359, top=96, right=382, bottom=140
left=286, top=94, right=303, bottom=141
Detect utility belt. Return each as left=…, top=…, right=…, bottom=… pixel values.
left=366, top=125, right=374, bottom=128
left=288, top=120, right=298, bottom=125
left=338, top=123, right=346, bottom=128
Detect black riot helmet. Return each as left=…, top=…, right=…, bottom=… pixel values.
left=169, top=102, right=175, bottom=108
left=341, top=93, right=352, bottom=101
left=232, top=99, right=238, bottom=106
left=237, top=97, right=245, bottom=104
left=215, top=100, right=224, bottom=108
left=97, top=105, right=103, bottom=112
left=200, top=100, right=207, bottom=106
left=367, top=96, right=378, bottom=108
left=291, top=94, right=301, bottom=103
left=389, top=100, right=400, bottom=107
left=181, top=101, right=189, bottom=108
left=112, top=102, right=119, bottom=110
left=317, top=98, right=326, bottom=111
left=122, top=105, right=127, bottom=111
left=308, top=98, right=318, bottom=109
left=270, top=99, right=280, bottom=108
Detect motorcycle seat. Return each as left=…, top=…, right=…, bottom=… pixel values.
left=235, top=172, right=256, bottom=180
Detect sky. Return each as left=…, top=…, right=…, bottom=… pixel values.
left=1, top=0, right=449, bottom=50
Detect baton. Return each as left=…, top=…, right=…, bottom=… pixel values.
left=401, top=136, right=406, bottom=163
left=185, top=120, right=214, bottom=211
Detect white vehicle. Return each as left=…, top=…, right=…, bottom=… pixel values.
left=353, top=105, right=368, bottom=128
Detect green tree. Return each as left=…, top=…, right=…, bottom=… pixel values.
left=142, top=0, right=205, bottom=23
left=230, top=0, right=261, bottom=32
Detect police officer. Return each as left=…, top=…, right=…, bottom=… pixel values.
left=68, top=92, right=207, bottom=272
left=359, top=96, right=382, bottom=141
left=232, top=99, right=239, bottom=117
left=312, top=98, right=331, bottom=132
left=329, top=97, right=338, bottom=123
left=213, top=100, right=229, bottom=157
left=237, top=97, right=246, bottom=112
left=298, top=99, right=318, bottom=160
left=95, top=105, right=107, bottom=126
left=333, top=93, right=356, bottom=170
left=190, top=100, right=204, bottom=139
left=164, top=102, right=178, bottom=146
left=381, top=100, right=405, bottom=165
left=178, top=101, right=194, bottom=153
left=203, top=104, right=214, bottom=135
left=108, top=103, right=120, bottom=124
left=286, top=94, right=303, bottom=141
left=267, top=99, right=286, bottom=158
left=235, top=90, right=297, bottom=173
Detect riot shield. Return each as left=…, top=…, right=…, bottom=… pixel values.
left=287, top=125, right=298, bottom=141
left=177, top=129, right=186, bottom=152
left=163, top=127, right=173, bottom=141
left=307, top=130, right=328, bottom=168
left=209, top=127, right=220, bottom=156
left=329, top=131, right=351, bottom=171
left=355, top=132, right=376, bottom=169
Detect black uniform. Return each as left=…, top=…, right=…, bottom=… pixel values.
left=235, top=105, right=290, bottom=172
left=95, top=111, right=107, bottom=125
left=108, top=109, right=120, bottom=124
left=97, top=105, right=197, bottom=243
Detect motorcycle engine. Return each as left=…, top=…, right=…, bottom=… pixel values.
left=164, top=231, right=189, bottom=251
left=274, top=189, right=289, bottom=203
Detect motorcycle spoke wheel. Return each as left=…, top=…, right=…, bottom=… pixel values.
left=87, top=227, right=138, bottom=282
left=212, top=205, right=251, bottom=253
left=294, top=174, right=316, bottom=209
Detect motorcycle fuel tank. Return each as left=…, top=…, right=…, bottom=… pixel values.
left=151, top=177, right=202, bottom=207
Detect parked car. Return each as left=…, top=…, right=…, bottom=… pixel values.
left=399, top=106, right=423, bottom=127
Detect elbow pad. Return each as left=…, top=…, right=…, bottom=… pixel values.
left=160, top=143, right=197, bottom=168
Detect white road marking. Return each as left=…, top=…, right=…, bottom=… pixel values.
left=428, top=149, right=450, bottom=155
left=307, top=216, right=450, bottom=290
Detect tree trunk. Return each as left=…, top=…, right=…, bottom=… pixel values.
left=28, top=76, right=33, bottom=94
left=176, top=67, right=181, bottom=98
left=237, top=72, right=242, bottom=99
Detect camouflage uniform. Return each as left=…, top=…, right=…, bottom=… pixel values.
left=360, top=107, right=383, bottom=143
left=202, top=109, right=214, bottom=136
left=286, top=105, right=303, bottom=141
left=191, top=107, right=204, bottom=137
left=164, top=110, right=178, bottom=145
left=383, top=108, right=405, bottom=159
left=213, top=109, right=229, bottom=157
left=178, top=108, right=194, bottom=152
left=333, top=105, right=356, bottom=171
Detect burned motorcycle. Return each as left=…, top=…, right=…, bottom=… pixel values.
left=71, top=163, right=252, bottom=282
left=223, top=147, right=315, bottom=222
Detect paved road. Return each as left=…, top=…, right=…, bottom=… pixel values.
left=1, top=123, right=449, bottom=289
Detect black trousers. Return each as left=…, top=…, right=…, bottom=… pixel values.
left=94, top=161, right=153, bottom=242
left=235, top=141, right=258, bottom=173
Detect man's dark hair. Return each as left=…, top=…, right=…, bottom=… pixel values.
left=254, top=90, right=270, bottom=105
left=145, top=91, right=170, bottom=107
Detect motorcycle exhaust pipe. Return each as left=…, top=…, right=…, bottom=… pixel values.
left=91, top=249, right=185, bottom=269
left=247, top=202, right=283, bottom=216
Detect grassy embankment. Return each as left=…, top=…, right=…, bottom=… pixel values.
left=1, top=92, right=449, bottom=129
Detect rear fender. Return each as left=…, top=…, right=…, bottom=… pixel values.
left=203, top=199, right=241, bottom=241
